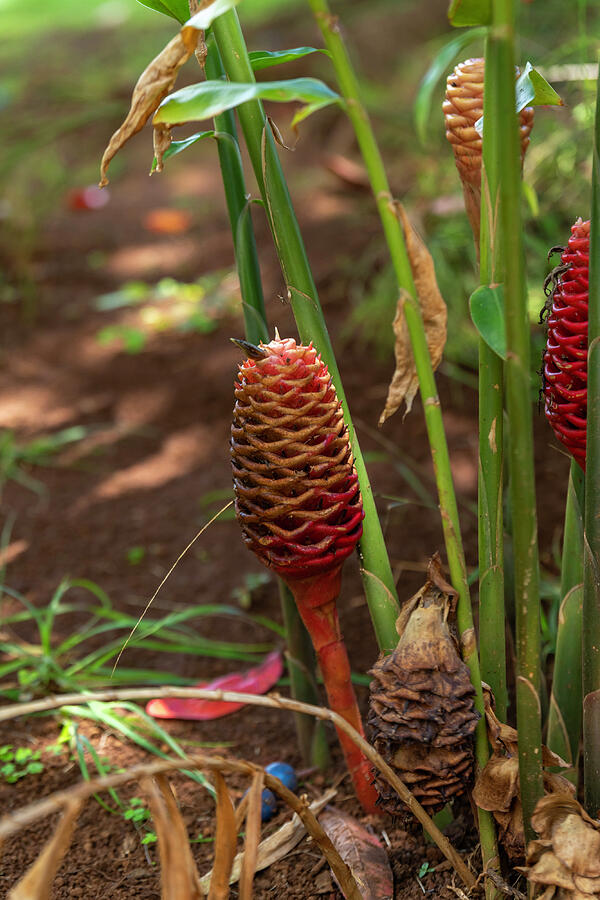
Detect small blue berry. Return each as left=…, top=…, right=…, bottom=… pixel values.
left=265, top=762, right=298, bottom=792
left=261, top=788, right=278, bottom=822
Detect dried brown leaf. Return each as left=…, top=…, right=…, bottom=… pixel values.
left=472, top=755, right=519, bottom=813
left=320, top=806, right=393, bottom=900
left=99, top=29, right=198, bottom=187
left=209, top=771, right=238, bottom=900
left=143, top=774, right=203, bottom=900
left=379, top=205, right=447, bottom=424
left=153, top=123, right=173, bottom=175
left=200, top=790, right=336, bottom=893
left=8, top=799, right=82, bottom=900
left=239, top=771, right=263, bottom=900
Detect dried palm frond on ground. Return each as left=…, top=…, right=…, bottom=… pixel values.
left=520, top=794, right=600, bottom=897
left=473, top=689, right=574, bottom=862
left=368, top=555, right=479, bottom=817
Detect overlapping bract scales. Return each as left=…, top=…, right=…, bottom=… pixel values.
left=368, top=560, right=478, bottom=816
left=231, top=336, right=364, bottom=580
left=543, top=218, right=590, bottom=470
left=443, top=58, right=534, bottom=236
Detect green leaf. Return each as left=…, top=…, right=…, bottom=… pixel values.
left=414, top=27, right=487, bottom=145
left=448, top=0, right=491, bottom=26
left=135, top=0, right=190, bottom=24
left=469, top=284, right=506, bottom=359
left=154, top=78, right=342, bottom=127
left=150, top=130, right=216, bottom=173
left=475, top=62, right=563, bottom=134
left=248, top=47, right=325, bottom=72
left=184, top=0, right=241, bottom=30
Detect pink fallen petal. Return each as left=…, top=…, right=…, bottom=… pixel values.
left=145, top=650, right=283, bottom=720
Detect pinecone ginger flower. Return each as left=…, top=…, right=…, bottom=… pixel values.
left=367, top=555, right=478, bottom=816
left=542, top=218, right=590, bottom=470
left=231, top=334, right=377, bottom=813
left=443, top=57, right=534, bottom=239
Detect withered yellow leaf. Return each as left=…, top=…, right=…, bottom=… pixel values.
left=99, top=29, right=198, bottom=187
left=208, top=771, right=238, bottom=900
left=379, top=205, right=447, bottom=425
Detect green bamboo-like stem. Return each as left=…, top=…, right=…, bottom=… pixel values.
left=478, top=38, right=507, bottom=722
left=211, top=9, right=400, bottom=652
left=205, top=38, right=328, bottom=767
left=304, top=1, right=498, bottom=887
left=583, top=65, right=600, bottom=815
left=547, top=460, right=584, bottom=783
left=491, top=0, right=543, bottom=837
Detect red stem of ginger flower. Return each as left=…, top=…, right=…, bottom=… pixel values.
left=289, top=567, right=379, bottom=815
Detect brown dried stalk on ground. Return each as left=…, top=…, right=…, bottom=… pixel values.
left=368, top=554, right=479, bottom=816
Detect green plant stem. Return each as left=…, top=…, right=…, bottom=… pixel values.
left=478, top=34, right=507, bottom=724
left=205, top=38, right=327, bottom=767
left=583, top=63, right=600, bottom=816
left=305, top=0, right=498, bottom=887
left=492, top=0, right=543, bottom=837
left=547, top=460, right=584, bottom=783
left=211, top=9, right=400, bottom=652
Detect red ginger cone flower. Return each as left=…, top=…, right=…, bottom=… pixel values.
left=443, top=58, right=534, bottom=239
left=543, top=218, right=589, bottom=470
left=231, top=335, right=378, bottom=814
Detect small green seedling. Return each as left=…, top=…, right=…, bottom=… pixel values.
left=0, top=745, right=44, bottom=783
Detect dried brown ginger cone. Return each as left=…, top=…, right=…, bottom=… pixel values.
left=367, top=554, right=479, bottom=816
left=472, top=688, right=574, bottom=863
left=518, top=794, right=600, bottom=898
left=443, top=57, right=534, bottom=239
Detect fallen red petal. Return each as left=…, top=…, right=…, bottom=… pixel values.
left=145, top=650, right=283, bottom=720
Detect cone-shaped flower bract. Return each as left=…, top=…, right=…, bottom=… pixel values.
left=443, top=57, right=534, bottom=239
left=543, top=218, right=590, bottom=470
left=231, top=336, right=364, bottom=582
left=231, top=335, right=377, bottom=814
left=368, top=556, right=478, bottom=816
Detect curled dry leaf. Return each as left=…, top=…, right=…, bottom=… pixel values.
left=379, top=205, right=447, bottom=424
left=99, top=28, right=198, bottom=187
left=519, top=794, right=600, bottom=898
left=472, top=688, right=574, bottom=862
left=142, top=774, right=203, bottom=900
left=320, top=806, right=393, bottom=900
left=8, top=799, right=82, bottom=900
left=200, top=790, right=336, bottom=893
left=368, top=554, right=478, bottom=816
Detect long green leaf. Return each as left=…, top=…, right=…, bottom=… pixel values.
left=414, top=27, right=487, bottom=144
left=475, top=62, right=563, bottom=135
left=249, top=47, right=325, bottom=71
left=448, top=0, right=491, bottom=26
left=469, top=284, right=506, bottom=359
left=135, top=0, right=190, bottom=24
left=154, top=78, right=342, bottom=126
